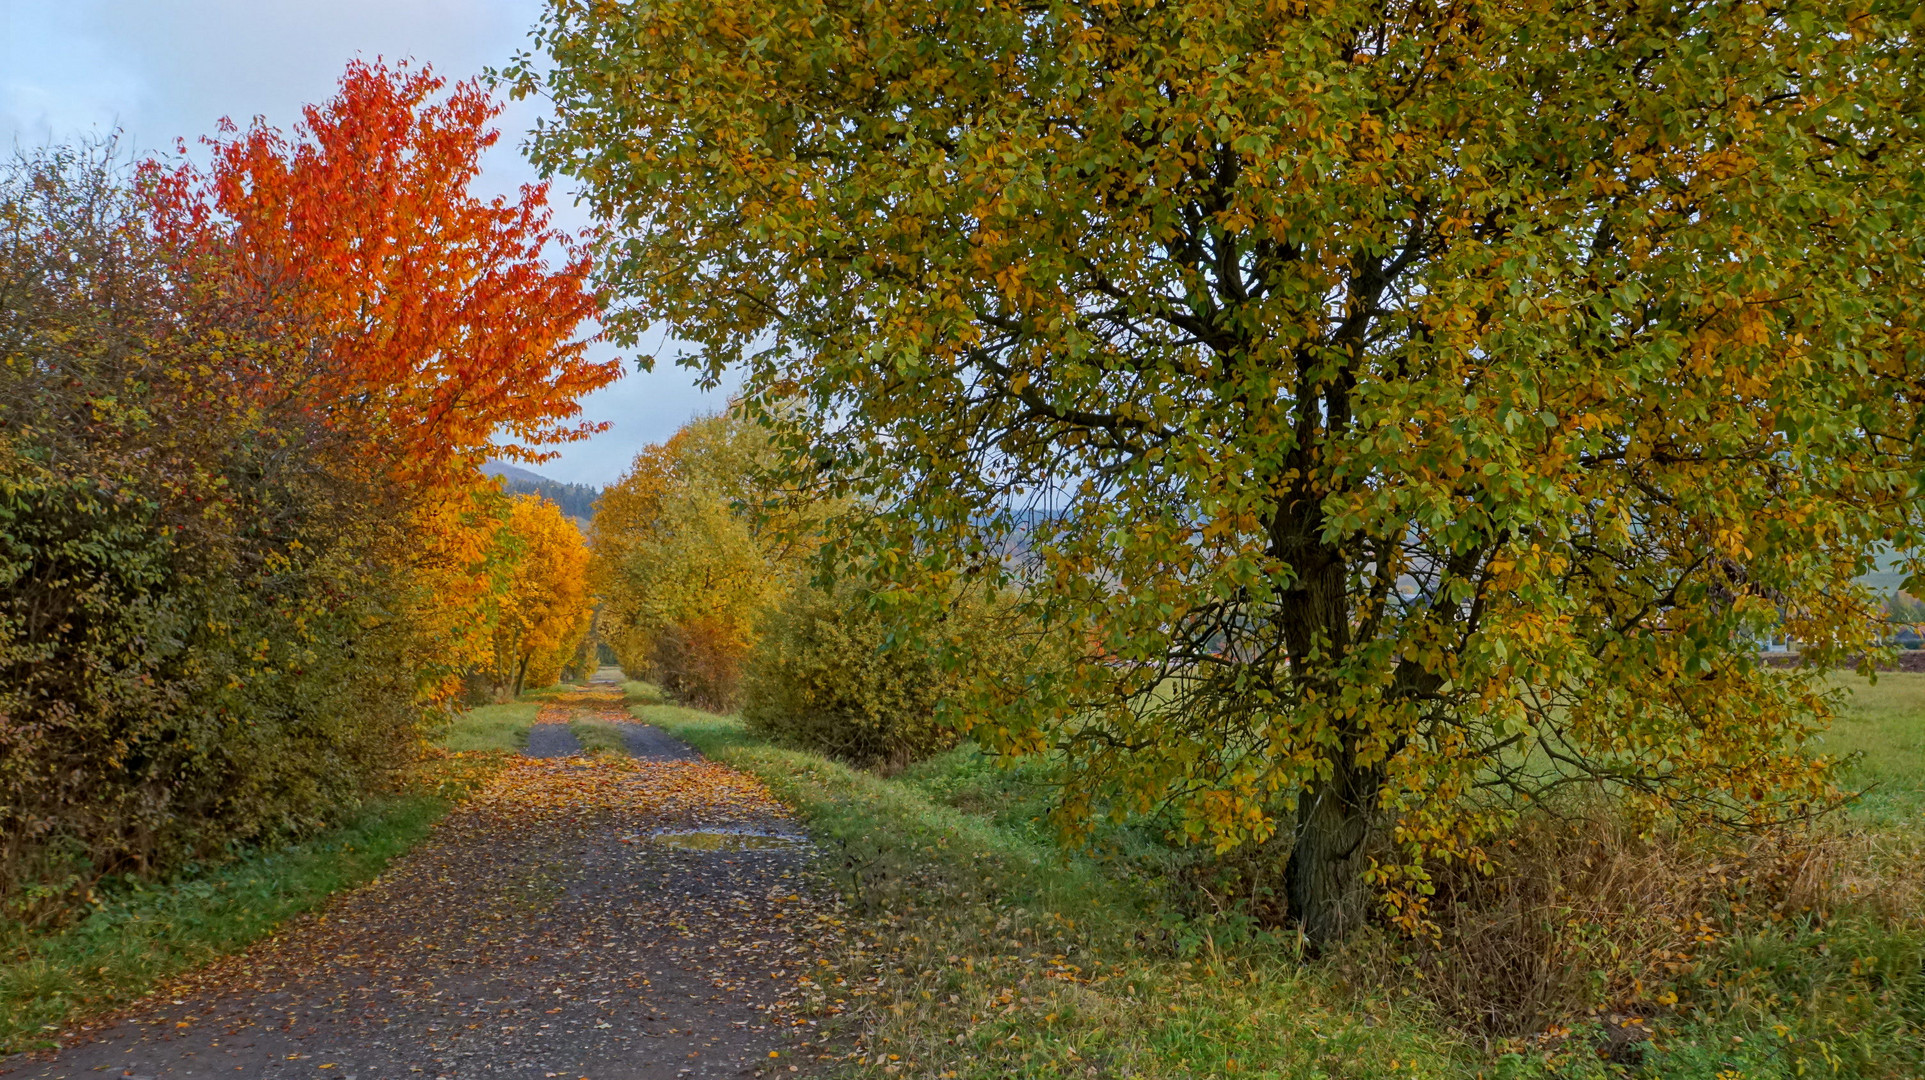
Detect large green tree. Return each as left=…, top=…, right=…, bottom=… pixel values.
left=513, top=0, right=1925, bottom=942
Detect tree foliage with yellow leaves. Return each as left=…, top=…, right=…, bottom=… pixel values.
left=592, top=414, right=806, bottom=708
left=490, top=495, right=594, bottom=698
left=518, top=0, right=1925, bottom=944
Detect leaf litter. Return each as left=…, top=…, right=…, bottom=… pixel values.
left=2, top=699, right=841, bottom=1079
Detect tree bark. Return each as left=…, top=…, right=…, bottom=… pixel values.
left=1268, top=495, right=1378, bottom=947
left=1284, top=761, right=1378, bottom=949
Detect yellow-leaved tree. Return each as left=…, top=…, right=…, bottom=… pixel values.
left=591, top=414, right=808, bottom=708
left=490, top=495, right=593, bottom=698
left=516, top=0, right=1925, bottom=945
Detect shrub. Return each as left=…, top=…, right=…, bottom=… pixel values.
left=1329, top=798, right=1925, bottom=1063
left=647, top=617, right=745, bottom=711
left=0, top=146, right=425, bottom=929
left=740, top=581, right=1040, bottom=770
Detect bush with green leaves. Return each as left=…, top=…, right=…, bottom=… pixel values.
left=0, top=146, right=425, bottom=929
left=741, top=581, right=1047, bottom=771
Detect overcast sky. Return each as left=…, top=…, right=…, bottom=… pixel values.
left=2, top=0, right=738, bottom=487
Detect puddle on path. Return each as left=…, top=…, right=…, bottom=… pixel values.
left=647, top=827, right=807, bottom=852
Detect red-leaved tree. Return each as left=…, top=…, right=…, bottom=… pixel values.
left=148, top=58, right=619, bottom=483
left=146, top=59, right=621, bottom=695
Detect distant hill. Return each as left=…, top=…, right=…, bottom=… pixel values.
left=482, top=461, right=600, bottom=524
left=483, top=461, right=548, bottom=486
left=1860, top=547, right=1914, bottom=596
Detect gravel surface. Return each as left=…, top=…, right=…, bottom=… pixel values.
left=2, top=694, right=831, bottom=1080
left=618, top=726, right=702, bottom=764
left=523, top=723, right=584, bottom=759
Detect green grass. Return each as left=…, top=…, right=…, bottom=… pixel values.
left=0, top=794, right=449, bottom=1054
left=1821, top=673, right=1925, bottom=821
left=569, top=717, right=632, bottom=756
left=633, top=682, right=1925, bottom=1080
left=622, top=679, right=667, bottom=706
left=437, top=700, right=539, bottom=752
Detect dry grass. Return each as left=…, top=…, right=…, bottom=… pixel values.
left=1380, top=807, right=1920, bottom=1033
left=1333, top=674, right=1925, bottom=1057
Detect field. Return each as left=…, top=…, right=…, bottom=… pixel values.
left=1819, top=673, right=1925, bottom=821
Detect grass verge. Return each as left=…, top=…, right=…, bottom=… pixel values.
left=0, top=693, right=527, bottom=1056
left=438, top=700, right=540, bottom=753
left=633, top=685, right=1925, bottom=1080
left=632, top=695, right=1464, bottom=1080
left=569, top=717, right=632, bottom=756
left=0, top=793, right=449, bottom=1054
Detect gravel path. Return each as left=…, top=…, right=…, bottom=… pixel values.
left=523, top=723, right=584, bottom=758
left=619, top=726, right=702, bottom=764
left=552, top=673, right=701, bottom=764
left=2, top=690, right=830, bottom=1080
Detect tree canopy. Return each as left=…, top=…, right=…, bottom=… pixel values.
left=149, top=59, right=616, bottom=485
left=151, top=58, right=621, bottom=701
left=515, top=0, right=1925, bottom=941
left=491, top=495, right=594, bottom=697
left=591, top=413, right=807, bottom=707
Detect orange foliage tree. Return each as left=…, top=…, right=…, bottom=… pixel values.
left=146, top=59, right=621, bottom=697
left=149, top=58, right=616, bottom=480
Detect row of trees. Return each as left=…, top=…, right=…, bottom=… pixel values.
left=0, top=62, right=599, bottom=926
left=15, top=0, right=1918, bottom=958
left=488, top=495, right=594, bottom=700
left=591, top=415, right=799, bottom=708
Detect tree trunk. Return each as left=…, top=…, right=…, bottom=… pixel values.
left=1268, top=487, right=1379, bottom=946
left=513, top=653, right=531, bottom=698
left=1284, top=763, right=1377, bottom=949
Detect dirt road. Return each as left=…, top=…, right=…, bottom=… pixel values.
left=3, top=687, right=828, bottom=1079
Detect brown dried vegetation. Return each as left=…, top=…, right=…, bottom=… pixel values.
left=1345, top=805, right=1925, bottom=1045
